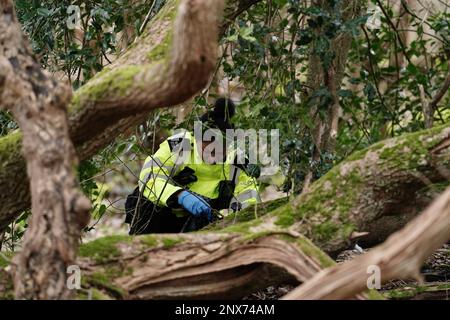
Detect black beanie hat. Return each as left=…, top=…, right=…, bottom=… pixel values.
left=199, top=98, right=236, bottom=132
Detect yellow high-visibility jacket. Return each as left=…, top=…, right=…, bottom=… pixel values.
left=139, top=130, right=260, bottom=212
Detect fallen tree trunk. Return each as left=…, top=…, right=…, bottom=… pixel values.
left=0, top=229, right=336, bottom=299
left=76, top=232, right=333, bottom=299
left=283, top=185, right=450, bottom=300
left=0, top=0, right=261, bottom=230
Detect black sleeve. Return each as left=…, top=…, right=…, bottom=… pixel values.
left=167, top=189, right=183, bottom=208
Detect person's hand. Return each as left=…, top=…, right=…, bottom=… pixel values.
left=177, top=191, right=212, bottom=222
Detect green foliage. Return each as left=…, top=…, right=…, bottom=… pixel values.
left=14, top=0, right=160, bottom=88
left=1, top=211, right=30, bottom=252
left=0, top=112, right=17, bottom=137
left=337, top=1, right=450, bottom=160
left=215, top=0, right=450, bottom=194
left=219, top=0, right=368, bottom=193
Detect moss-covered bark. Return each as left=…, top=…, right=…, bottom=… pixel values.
left=0, top=231, right=331, bottom=300
left=0, top=132, right=29, bottom=229
left=295, top=123, right=450, bottom=253
left=72, top=231, right=334, bottom=299
left=382, top=282, right=450, bottom=300
left=2, top=230, right=383, bottom=301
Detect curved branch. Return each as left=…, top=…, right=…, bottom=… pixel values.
left=69, top=0, right=224, bottom=145
left=283, top=185, right=450, bottom=300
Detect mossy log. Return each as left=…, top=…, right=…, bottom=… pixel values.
left=0, top=0, right=261, bottom=230
left=0, top=232, right=332, bottom=300
left=74, top=232, right=335, bottom=299
left=382, top=282, right=450, bottom=300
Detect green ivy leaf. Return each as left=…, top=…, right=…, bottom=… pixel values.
left=37, top=7, right=51, bottom=17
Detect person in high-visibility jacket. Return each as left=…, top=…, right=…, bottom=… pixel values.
left=125, top=98, right=261, bottom=234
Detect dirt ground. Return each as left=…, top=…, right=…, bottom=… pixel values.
left=243, top=244, right=450, bottom=300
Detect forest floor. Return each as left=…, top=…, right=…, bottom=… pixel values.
left=243, top=244, right=450, bottom=300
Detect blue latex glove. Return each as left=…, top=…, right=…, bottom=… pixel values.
left=178, top=191, right=212, bottom=222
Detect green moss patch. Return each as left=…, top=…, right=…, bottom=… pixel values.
left=78, top=235, right=132, bottom=263
left=383, top=286, right=426, bottom=299
left=312, top=221, right=341, bottom=242
left=77, top=288, right=113, bottom=300
left=70, top=65, right=142, bottom=111
left=83, top=271, right=125, bottom=299
left=162, top=236, right=183, bottom=248
left=211, top=197, right=289, bottom=229
left=0, top=131, right=23, bottom=170
left=140, top=235, right=158, bottom=247
left=147, top=32, right=173, bottom=61
left=292, top=236, right=335, bottom=268
left=366, top=289, right=385, bottom=300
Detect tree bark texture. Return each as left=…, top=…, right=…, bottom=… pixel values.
left=0, top=0, right=91, bottom=299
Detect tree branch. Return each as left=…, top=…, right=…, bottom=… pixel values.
left=283, top=185, right=450, bottom=300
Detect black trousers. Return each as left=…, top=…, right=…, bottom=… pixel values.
left=124, top=187, right=209, bottom=235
